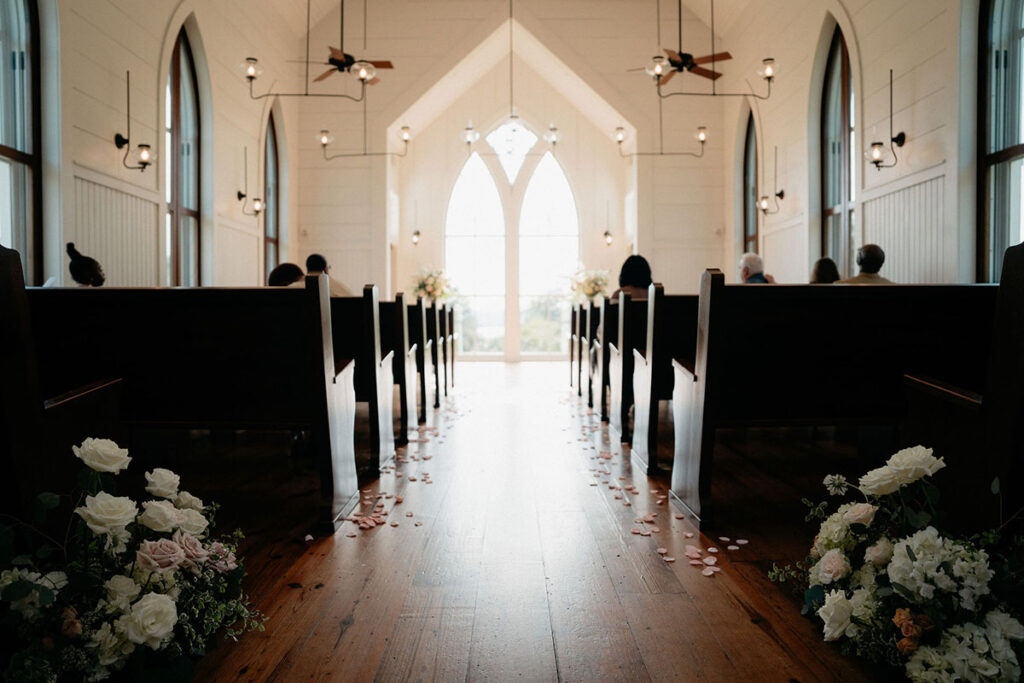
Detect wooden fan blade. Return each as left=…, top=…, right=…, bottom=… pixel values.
left=658, top=70, right=677, bottom=86
left=689, top=65, right=722, bottom=80
left=692, top=52, right=732, bottom=65
left=368, top=60, right=393, bottom=69
left=313, top=68, right=337, bottom=83
left=287, top=60, right=331, bottom=65
left=626, top=67, right=647, bottom=72
left=663, top=48, right=683, bottom=61
left=329, top=46, right=345, bottom=60
left=367, top=77, right=380, bottom=85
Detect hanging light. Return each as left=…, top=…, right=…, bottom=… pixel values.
left=113, top=71, right=155, bottom=172
left=353, top=61, right=376, bottom=82
left=543, top=123, right=561, bottom=145
left=318, top=130, right=335, bottom=147
left=412, top=230, right=421, bottom=245
left=866, top=69, right=907, bottom=170
left=614, top=127, right=626, bottom=144
left=759, top=58, right=777, bottom=82
left=401, top=126, right=411, bottom=142
left=696, top=127, right=708, bottom=143
left=239, top=57, right=265, bottom=82
left=237, top=147, right=264, bottom=217
left=604, top=230, right=613, bottom=246
left=462, top=122, right=481, bottom=145
left=759, top=146, right=785, bottom=215
left=645, top=55, right=670, bottom=79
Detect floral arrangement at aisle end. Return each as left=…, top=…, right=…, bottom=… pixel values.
left=570, top=268, right=609, bottom=303
left=769, top=446, right=1024, bottom=682
left=412, top=267, right=454, bottom=302
left=0, top=438, right=263, bottom=682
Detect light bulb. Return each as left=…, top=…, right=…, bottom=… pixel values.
left=138, top=145, right=151, bottom=163
left=353, top=61, right=376, bottom=82
left=604, top=230, right=613, bottom=245
left=614, top=127, right=625, bottom=143
left=401, top=126, right=411, bottom=142
left=239, top=57, right=264, bottom=81
left=412, top=230, right=421, bottom=245
left=646, top=55, right=669, bottom=78
left=461, top=123, right=480, bottom=144
left=759, top=196, right=770, bottom=211
left=761, top=58, right=776, bottom=81
left=252, top=198, right=264, bottom=213
left=696, top=127, right=708, bottom=143
left=319, top=130, right=333, bottom=147
left=543, top=124, right=561, bottom=144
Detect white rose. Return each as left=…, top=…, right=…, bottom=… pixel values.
left=104, top=575, right=140, bottom=613
left=89, top=621, right=135, bottom=667
left=178, top=509, right=209, bottom=537
left=864, top=537, right=894, bottom=566
left=117, top=593, right=177, bottom=650
left=144, top=468, right=180, bottom=499
left=817, top=589, right=853, bottom=641
left=986, top=610, right=1024, bottom=641
left=886, top=446, right=945, bottom=485
left=137, top=500, right=183, bottom=533
left=76, top=493, right=138, bottom=540
left=843, top=503, right=878, bottom=527
left=858, top=465, right=903, bottom=496
left=811, top=548, right=851, bottom=586
left=173, top=491, right=204, bottom=511
left=73, top=438, right=132, bottom=474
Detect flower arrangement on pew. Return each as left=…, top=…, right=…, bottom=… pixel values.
left=413, top=267, right=454, bottom=302
left=570, top=268, right=609, bottom=303
left=769, top=446, right=1024, bottom=681
left=0, top=438, right=263, bottom=682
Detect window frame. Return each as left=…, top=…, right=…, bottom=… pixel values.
left=264, top=114, right=279, bottom=276
left=742, top=112, right=758, bottom=254
left=167, top=29, right=201, bottom=286
left=820, top=27, right=853, bottom=278
left=0, top=0, right=42, bottom=283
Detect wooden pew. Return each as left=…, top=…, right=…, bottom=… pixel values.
left=608, top=292, right=648, bottom=442
left=631, top=285, right=699, bottom=475
left=407, top=297, right=434, bottom=423
left=448, top=306, right=456, bottom=390
left=426, top=301, right=442, bottom=408
left=593, top=296, right=618, bottom=422
left=330, top=286, right=395, bottom=471
left=670, top=269, right=998, bottom=525
left=569, top=307, right=577, bottom=388
left=576, top=303, right=585, bottom=397
left=25, top=275, right=359, bottom=533
left=585, top=301, right=600, bottom=409
left=378, top=292, right=417, bottom=447
left=439, top=303, right=454, bottom=396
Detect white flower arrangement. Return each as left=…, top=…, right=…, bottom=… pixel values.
left=0, top=439, right=263, bottom=681
left=570, top=268, right=609, bottom=303
left=412, top=266, right=454, bottom=302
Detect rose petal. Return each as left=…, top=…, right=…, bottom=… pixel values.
left=707, top=547, right=719, bottom=553
left=631, top=529, right=641, bottom=535
left=702, top=567, right=715, bottom=576
left=736, top=539, right=749, bottom=545
left=675, top=514, right=685, bottom=520
left=703, top=557, right=717, bottom=565
left=663, top=557, right=675, bottom=562
left=718, top=537, right=730, bottom=542
left=405, top=512, right=414, bottom=517
left=657, top=548, right=668, bottom=555
left=650, top=527, right=660, bottom=533
left=689, top=560, right=704, bottom=566
left=728, top=545, right=739, bottom=551
left=346, top=532, right=357, bottom=538
left=683, top=532, right=694, bottom=538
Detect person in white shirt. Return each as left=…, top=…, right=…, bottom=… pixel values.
left=305, top=253, right=355, bottom=297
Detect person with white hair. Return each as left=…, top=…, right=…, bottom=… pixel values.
left=738, top=252, right=773, bottom=284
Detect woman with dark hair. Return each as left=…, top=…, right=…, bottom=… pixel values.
left=268, top=263, right=304, bottom=287
left=611, top=254, right=653, bottom=300
left=810, top=257, right=841, bottom=284
left=66, top=243, right=105, bottom=286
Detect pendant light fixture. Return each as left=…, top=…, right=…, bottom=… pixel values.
left=113, top=71, right=155, bottom=171
left=866, top=69, right=907, bottom=170
left=614, top=99, right=708, bottom=159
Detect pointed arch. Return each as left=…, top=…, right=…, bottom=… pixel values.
left=445, top=152, right=506, bottom=353
left=519, top=151, right=579, bottom=353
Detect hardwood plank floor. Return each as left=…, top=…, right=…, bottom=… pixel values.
left=195, top=363, right=872, bottom=682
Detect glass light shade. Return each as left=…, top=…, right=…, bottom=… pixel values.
left=461, top=124, right=480, bottom=144
left=759, top=196, right=770, bottom=211
left=412, top=230, right=421, bottom=245
left=136, top=144, right=154, bottom=167
left=239, top=58, right=264, bottom=81
left=604, top=230, right=613, bottom=245
left=543, top=125, right=561, bottom=144
left=353, top=61, right=376, bottom=82
left=614, top=127, right=625, bottom=143
left=646, top=55, right=669, bottom=78
left=866, top=142, right=891, bottom=166
left=696, top=127, right=708, bottom=143
left=760, top=58, right=777, bottom=81
left=318, top=130, right=334, bottom=146
left=400, top=126, right=411, bottom=142
left=252, top=198, right=264, bottom=214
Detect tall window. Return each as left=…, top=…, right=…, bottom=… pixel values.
left=0, top=0, right=40, bottom=282
left=742, top=113, right=758, bottom=253
left=445, top=152, right=505, bottom=353
left=264, top=115, right=279, bottom=276
left=980, top=0, right=1024, bottom=281
left=821, top=27, right=856, bottom=278
left=165, top=29, right=200, bottom=286
left=519, top=152, right=579, bottom=354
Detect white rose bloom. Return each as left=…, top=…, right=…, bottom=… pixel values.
left=104, top=575, right=141, bottom=613
left=842, top=503, right=878, bottom=527
left=858, top=465, right=903, bottom=496
left=173, top=491, right=204, bottom=511
left=812, top=505, right=856, bottom=556
left=117, top=592, right=177, bottom=649
left=89, top=621, right=135, bottom=667
left=137, top=500, right=183, bottom=533
left=144, top=468, right=180, bottom=499
left=73, top=438, right=132, bottom=474
left=864, top=537, right=894, bottom=567
left=41, top=571, right=68, bottom=592
left=817, top=589, right=853, bottom=641
left=846, top=586, right=877, bottom=639
left=886, top=446, right=945, bottom=485
left=75, top=493, right=138, bottom=550
left=178, top=508, right=209, bottom=537
left=810, top=548, right=852, bottom=586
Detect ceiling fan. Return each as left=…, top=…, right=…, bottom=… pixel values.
left=306, top=0, right=394, bottom=85
left=628, top=0, right=731, bottom=86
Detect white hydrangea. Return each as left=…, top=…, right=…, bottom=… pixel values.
left=906, top=611, right=1024, bottom=683
left=887, top=527, right=993, bottom=611
left=845, top=585, right=877, bottom=640
left=812, top=504, right=857, bottom=557
left=88, top=621, right=135, bottom=668
left=0, top=569, right=67, bottom=621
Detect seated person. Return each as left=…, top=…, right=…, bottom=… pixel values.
left=306, top=253, right=355, bottom=297
left=610, top=255, right=653, bottom=300
left=268, top=263, right=304, bottom=287
left=66, top=243, right=105, bottom=286
left=810, top=257, right=840, bottom=284
left=738, top=252, right=773, bottom=284
left=838, top=244, right=893, bottom=284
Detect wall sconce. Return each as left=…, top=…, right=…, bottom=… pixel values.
left=412, top=230, right=421, bottom=245
left=542, top=123, right=561, bottom=145
left=613, top=127, right=626, bottom=144
left=237, top=147, right=263, bottom=216
left=461, top=121, right=481, bottom=146
left=759, top=146, right=785, bottom=215
left=113, top=71, right=155, bottom=172
left=603, top=230, right=613, bottom=246
left=867, top=69, right=906, bottom=170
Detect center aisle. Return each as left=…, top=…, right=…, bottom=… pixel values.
left=198, top=363, right=868, bottom=682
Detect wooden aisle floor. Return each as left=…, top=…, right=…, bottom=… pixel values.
left=196, top=363, right=871, bottom=682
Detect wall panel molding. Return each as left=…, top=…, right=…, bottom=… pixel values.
left=862, top=174, right=949, bottom=283
left=73, top=174, right=159, bottom=285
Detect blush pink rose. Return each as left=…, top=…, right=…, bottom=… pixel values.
left=843, top=503, right=878, bottom=527
left=172, top=531, right=209, bottom=571
left=136, top=539, right=185, bottom=574
left=205, top=542, right=238, bottom=573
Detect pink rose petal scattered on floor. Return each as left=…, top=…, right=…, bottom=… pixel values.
left=728, top=545, right=739, bottom=551
left=408, top=476, right=418, bottom=482
left=709, top=566, right=721, bottom=573
left=623, top=501, right=631, bottom=507
left=684, top=532, right=694, bottom=538
left=390, top=522, right=399, bottom=527
left=614, top=495, right=622, bottom=500
left=650, top=526, right=660, bottom=533
left=414, top=521, right=422, bottom=527
left=405, top=512, right=414, bottom=517
left=685, top=544, right=701, bottom=553
left=718, top=537, right=730, bottom=542
left=640, top=530, right=651, bottom=537
left=703, top=556, right=718, bottom=565
left=702, top=567, right=716, bottom=576
left=346, top=532, right=357, bottom=538
left=675, top=514, right=685, bottom=520
left=657, top=548, right=668, bottom=555
left=631, top=529, right=641, bottom=535
left=663, top=557, right=675, bottom=562
left=689, top=560, right=704, bottom=566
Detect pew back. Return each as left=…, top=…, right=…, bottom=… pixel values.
left=379, top=292, right=417, bottom=446
left=407, top=298, right=434, bottom=421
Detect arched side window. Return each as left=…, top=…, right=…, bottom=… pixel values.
left=264, top=114, right=279, bottom=275
left=445, top=152, right=505, bottom=354
left=742, top=113, right=758, bottom=254
left=165, top=29, right=200, bottom=286
left=0, top=0, right=40, bottom=282
left=519, top=152, right=579, bottom=354
left=980, top=0, right=1024, bottom=281
left=821, top=27, right=856, bottom=278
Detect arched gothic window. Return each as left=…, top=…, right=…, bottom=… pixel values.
left=265, top=114, right=280, bottom=275
left=742, top=113, right=758, bottom=254
left=165, top=29, right=201, bottom=286
left=821, top=27, right=856, bottom=278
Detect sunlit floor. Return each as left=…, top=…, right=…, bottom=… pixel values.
left=196, top=363, right=868, bottom=681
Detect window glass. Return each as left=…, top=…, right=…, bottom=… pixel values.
left=265, top=116, right=279, bottom=275
left=166, top=30, right=201, bottom=286
left=485, top=119, right=537, bottom=184
left=742, top=114, right=758, bottom=252
left=821, top=28, right=853, bottom=277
